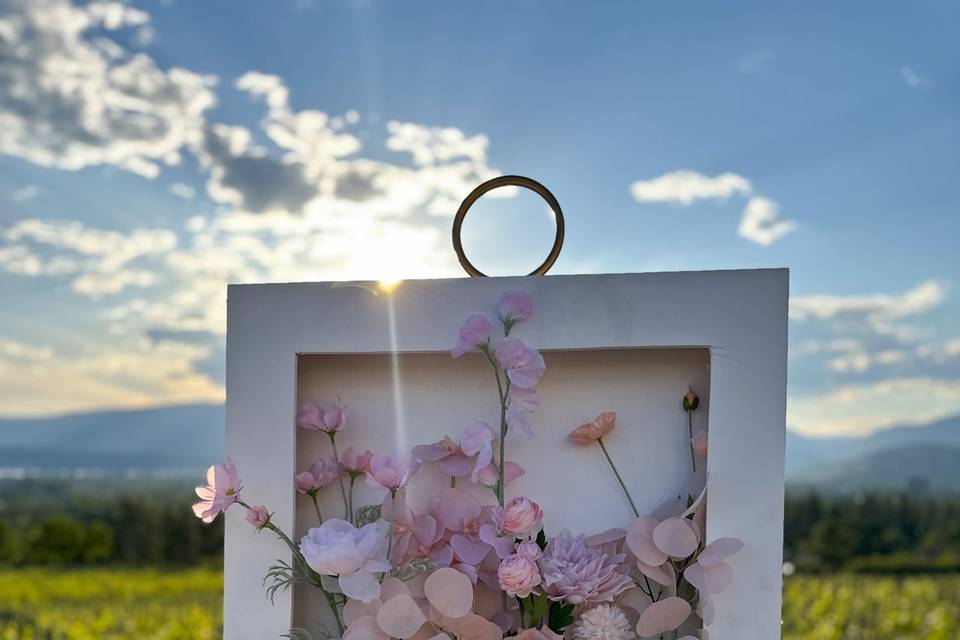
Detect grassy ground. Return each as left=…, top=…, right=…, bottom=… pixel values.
left=0, top=569, right=957, bottom=639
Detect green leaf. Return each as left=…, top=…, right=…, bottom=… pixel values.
left=530, top=594, right=549, bottom=627
left=547, top=602, right=575, bottom=633
left=353, top=504, right=381, bottom=527
left=536, top=529, right=548, bottom=550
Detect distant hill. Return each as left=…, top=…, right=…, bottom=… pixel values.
left=0, top=404, right=223, bottom=476
left=786, top=415, right=960, bottom=494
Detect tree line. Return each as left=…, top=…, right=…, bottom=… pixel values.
left=1, top=480, right=959, bottom=571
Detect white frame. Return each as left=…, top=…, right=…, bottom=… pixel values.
left=224, top=269, right=789, bottom=640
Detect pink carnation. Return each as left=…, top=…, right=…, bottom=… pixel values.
left=498, top=552, right=542, bottom=598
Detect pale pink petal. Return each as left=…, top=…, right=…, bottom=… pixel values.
left=652, top=517, right=699, bottom=559
left=450, top=534, right=491, bottom=566
left=439, top=454, right=477, bottom=477
left=344, top=615, right=389, bottom=640
left=501, top=462, right=525, bottom=484
left=380, top=576, right=411, bottom=601
left=340, top=570, right=382, bottom=603
left=424, top=567, right=474, bottom=618
left=584, top=528, right=627, bottom=546
left=626, top=517, right=668, bottom=566
left=456, top=614, right=503, bottom=640
left=698, top=537, right=744, bottom=567
left=429, top=544, right=455, bottom=567
left=702, top=562, right=733, bottom=593
left=344, top=599, right=383, bottom=626
left=698, top=594, right=715, bottom=625
left=635, top=559, right=674, bottom=587
left=439, top=488, right=481, bottom=531
left=635, top=597, right=691, bottom=636
left=412, top=514, right=439, bottom=546
left=376, top=594, right=427, bottom=639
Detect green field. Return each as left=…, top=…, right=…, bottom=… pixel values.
left=0, top=569, right=957, bottom=639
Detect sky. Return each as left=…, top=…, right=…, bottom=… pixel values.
left=0, top=0, right=958, bottom=438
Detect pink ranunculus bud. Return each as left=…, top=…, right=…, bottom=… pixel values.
left=295, top=459, right=338, bottom=495
left=692, top=430, right=708, bottom=456
left=192, top=459, right=242, bottom=523
left=245, top=504, right=271, bottom=529
left=497, top=552, right=542, bottom=598
left=340, top=447, right=374, bottom=476
left=297, top=397, right=347, bottom=433
left=366, top=453, right=419, bottom=491
left=451, top=314, right=494, bottom=358
left=497, top=496, right=543, bottom=537
left=497, top=290, right=533, bottom=322
left=682, top=386, right=700, bottom=412
left=568, top=411, right=616, bottom=444
left=516, top=540, right=543, bottom=561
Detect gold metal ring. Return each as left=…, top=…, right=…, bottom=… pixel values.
left=452, top=175, right=565, bottom=277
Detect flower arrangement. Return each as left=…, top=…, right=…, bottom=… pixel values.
left=194, top=290, right=740, bottom=640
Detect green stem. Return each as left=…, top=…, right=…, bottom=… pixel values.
left=348, top=476, right=356, bottom=524
left=482, top=344, right=510, bottom=506
left=687, top=411, right=696, bottom=474
left=310, top=494, right=324, bottom=523
left=597, top=438, right=640, bottom=517
left=328, top=433, right=351, bottom=519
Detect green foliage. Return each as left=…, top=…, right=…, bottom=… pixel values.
left=535, top=529, right=547, bottom=550
left=546, top=601, right=575, bottom=633
left=353, top=504, right=381, bottom=528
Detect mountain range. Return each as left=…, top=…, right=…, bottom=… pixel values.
left=0, top=404, right=958, bottom=493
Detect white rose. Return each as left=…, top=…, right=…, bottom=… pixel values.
left=300, top=519, right=391, bottom=602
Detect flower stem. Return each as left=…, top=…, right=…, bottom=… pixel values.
left=596, top=438, right=640, bottom=518
left=482, top=343, right=510, bottom=507
left=310, top=494, right=324, bottom=523
left=348, top=476, right=356, bottom=524
left=328, top=433, right=351, bottom=519
left=687, top=411, right=696, bottom=474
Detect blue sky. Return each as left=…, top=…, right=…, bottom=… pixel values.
left=0, top=0, right=958, bottom=436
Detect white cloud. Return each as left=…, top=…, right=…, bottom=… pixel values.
left=630, top=170, right=752, bottom=205
left=0, top=0, right=217, bottom=178
left=11, top=185, right=40, bottom=202
left=900, top=65, right=932, bottom=89
left=791, top=280, right=946, bottom=321
left=0, top=338, right=53, bottom=361
left=169, top=182, right=196, bottom=200
left=789, top=377, right=960, bottom=436
left=737, top=196, right=796, bottom=245
left=738, top=49, right=775, bottom=74
left=0, top=218, right=177, bottom=296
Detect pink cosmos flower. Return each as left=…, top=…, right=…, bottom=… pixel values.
left=497, top=290, right=533, bottom=322
left=494, top=337, right=545, bottom=389
left=498, top=552, right=542, bottom=597
left=451, top=314, right=494, bottom=358
left=295, top=459, right=338, bottom=495
left=412, top=422, right=494, bottom=481
left=298, top=398, right=347, bottom=433
left=683, top=537, right=743, bottom=594
left=538, top=530, right=635, bottom=605
left=340, top=447, right=374, bottom=476
left=192, top=459, right=241, bottom=523
left=495, top=496, right=543, bottom=538
left=245, top=504, right=270, bottom=529
left=569, top=411, right=616, bottom=444
left=300, top=519, right=391, bottom=602
left=366, top=453, right=419, bottom=491
left=691, top=430, right=708, bottom=456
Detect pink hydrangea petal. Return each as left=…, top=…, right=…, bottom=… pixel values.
left=652, top=517, right=699, bottom=559
left=424, top=567, right=474, bottom=618
left=376, top=594, right=427, bottom=639
left=698, top=537, right=744, bottom=567
left=635, top=597, right=691, bottom=636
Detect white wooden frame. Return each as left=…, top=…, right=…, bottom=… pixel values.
left=225, top=269, right=789, bottom=639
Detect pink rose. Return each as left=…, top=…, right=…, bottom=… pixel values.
left=296, top=459, right=338, bottom=495
left=497, top=496, right=543, bottom=538
left=568, top=411, right=616, bottom=444
left=192, top=459, right=241, bottom=523
left=340, top=447, right=374, bottom=476
left=245, top=504, right=270, bottom=529
left=298, top=398, right=347, bottom=433
left=494, top=337, right=545, bottom=389
left=498, top=552, right=542, bottom=597
left=692, top=430, right=708, bottom=456
left=451, top=314, right=494, bottom=358
left=497, top=290, right=532, bottom=322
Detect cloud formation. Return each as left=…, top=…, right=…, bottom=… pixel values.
left=737, top=196, right=797, bottom=246
left=900, top=65, right=932, bottom=89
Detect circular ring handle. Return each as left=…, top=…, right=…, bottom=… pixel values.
left=452, top=175, right=565, bottom=277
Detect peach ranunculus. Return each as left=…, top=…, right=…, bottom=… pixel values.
left=497, top=552, right=542, bottom=597
left=568, top=411, right=616, bottom=444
